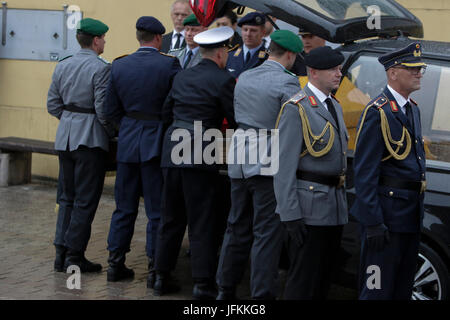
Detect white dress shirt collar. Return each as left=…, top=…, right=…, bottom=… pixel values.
left=307, top=82, right=332, bottom=111
left=387, top=85, right=410, bottom=114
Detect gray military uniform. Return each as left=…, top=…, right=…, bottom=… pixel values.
left=217, top=60, right=301, bottom=299
left=169, top=46, right=202, bottom=69
left=274, top=83, right=348, bottom=299
left=274, top=84, right=348, bottom=226
left=47, top=48, right=114, bottom=151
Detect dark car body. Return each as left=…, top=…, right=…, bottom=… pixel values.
left=191, top=0, right=450, bottom=300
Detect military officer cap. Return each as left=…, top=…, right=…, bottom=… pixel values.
left=183, top=14, right=201, bottom=26
left=378, top=42, right=426, bottom=70
left=237, top=12, right=266, bottom=27
left=136, top=16, right=166, bottom=34
left=298, top=26, right=312, bottom=36
left=194, top=26, right=234, bottom=48
left=77, top=18, right=109, bottom=36
left=304, top=46, right=344, bottom=70
left=270, top=30, right=304, bottom=53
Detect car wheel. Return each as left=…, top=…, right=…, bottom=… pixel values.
left=413, top=242, right=449, bottom=300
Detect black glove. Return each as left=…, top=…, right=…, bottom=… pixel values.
left=366, top=223, right=390, bottom=251
left=283, top=219, right=308, bottom=248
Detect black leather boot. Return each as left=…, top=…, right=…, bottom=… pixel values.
left=63, top=249, right=102, bottom=273
left=107, top=251, right=134, bottom=282
left=153, top=271, right=181, bottom=296
left=192, top=278, right=218, bottom=300
left=216, top=286, right=237, bottom=300
left=147, top=257, right=156, bottom=289
left=54, top=245, right=67, bottom=272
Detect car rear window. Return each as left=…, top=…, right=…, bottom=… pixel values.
left=336, top=53, right=450, bottom=164
left=293, top=0, right=406, bottom=21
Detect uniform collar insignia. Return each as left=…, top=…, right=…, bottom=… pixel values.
left=390, top=100, right=399, bottom=112
left=309, top=96, right=318, bottom=107
left=258, top=51, right=266, bottom=59
left=234, top=48, right=242, bottom=57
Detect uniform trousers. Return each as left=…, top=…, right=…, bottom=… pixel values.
left=54, top=146, right=106, bottom=252
left=155, top=167, right=218, bottom=280
left=359, top=229, right=420, bottom=300
left=284, top=225, right=343, bottom=300
left=216, top=176, right=283, bottom=299
left=107, top=159, right=162, bottom=258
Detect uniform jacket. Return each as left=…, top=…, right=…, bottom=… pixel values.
left=228, top=60, right=301, bottom=179
left=273, top=85, right=349, bottom=226
left=161, top=31, right=186, bottom=54
left=350, top=87, right=426, bottom=233
left=47, top=48, right=114, bottom=152
left=168, top=46, right=202, bottom=69
left=161, top=58, right=237, bottom=171
left=104, top=47, right=181, bottom=163
left=226, top=44, right=268, bottom=79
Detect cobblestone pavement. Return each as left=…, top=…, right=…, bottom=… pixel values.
left=0, top=183, right=357, bottom=300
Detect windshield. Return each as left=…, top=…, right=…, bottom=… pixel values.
left=293, top=0, right=406, bottom=21
left=336, top=53, right=450, bottom=164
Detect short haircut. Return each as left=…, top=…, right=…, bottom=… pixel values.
left=76, top=32, right=95, bottom=48
left=268, top=40, right=287, bottom=57
left=136, top=29, right=156, bottom=42
left=218, top=10, right=238, bottom=24
left=199, top=46, right=221, bottom=58
left=171, top=0, right=190, bottom=11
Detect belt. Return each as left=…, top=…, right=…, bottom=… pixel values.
left=172, top=119, right=208, bottom=131
left=379, top=175, right=426, bottom=194
left=63, top=104, right=96, bottom=114
left=125, top=112, right=160, bottom=121
left=296, top=170, right=346, bottom=188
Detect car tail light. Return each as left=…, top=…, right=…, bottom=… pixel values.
left=189, top=0, right=218, bottom=27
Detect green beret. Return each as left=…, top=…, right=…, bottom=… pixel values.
left=77, top=18, right=109, bottom=36
left=183, top=14, right=200, bottom=26
left=270, top=29, right=303, bottom=53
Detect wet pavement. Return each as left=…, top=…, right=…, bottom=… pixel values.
left=0, top=182, right=357, bottom=300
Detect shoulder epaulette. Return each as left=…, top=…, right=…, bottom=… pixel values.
left=410, top=98, right=418, bottom=106
left=369, top=96, right=388, bottom=110
left=160, top=52, right=176, bottom=58
left=288, top=91, right=307, bottom=104
left=58, top=55, right=72, bottom=62
left=331, top=93, right=340, bottom=104
left=168, top=48, right=184, bottom=54
left=97, top=56, right=110, bottom=64
left=113, top=54, right=129, bottom=61
left=228, top=44, right=239, bottom=53
left=258, top=49, right=268, bottom=59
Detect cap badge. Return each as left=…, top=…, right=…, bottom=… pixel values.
left=413, top=49, right=421, bottom=57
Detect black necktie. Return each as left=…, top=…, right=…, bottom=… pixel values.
left=405, top=102, right=414, bottom=131
left=245, top=51, right=251, bottom=64
left=325, top=98, right=340, bottom=129
left=174, top=33, right=182, bottom=50
left=262, top=39, right=267, bottom=49
left=183, top=50, right=193, bottom=69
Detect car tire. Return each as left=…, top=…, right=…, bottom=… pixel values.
left=413, top=242, right=449, bottom=300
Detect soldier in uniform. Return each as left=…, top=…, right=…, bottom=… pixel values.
left=273, top=46, right=349, bottom=299
left=169, top=14, right=206, bottom=69
left=47, top=18, right=114, bottom=272
left=351, top=43, right=427, bottom=300
left=104, top=17, right=181, bottom=285
left=226, top=12, right=268, bottom=79
left=154, top=27, right=237, bottom=299
left=216, top=30, right=303, bottom=300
